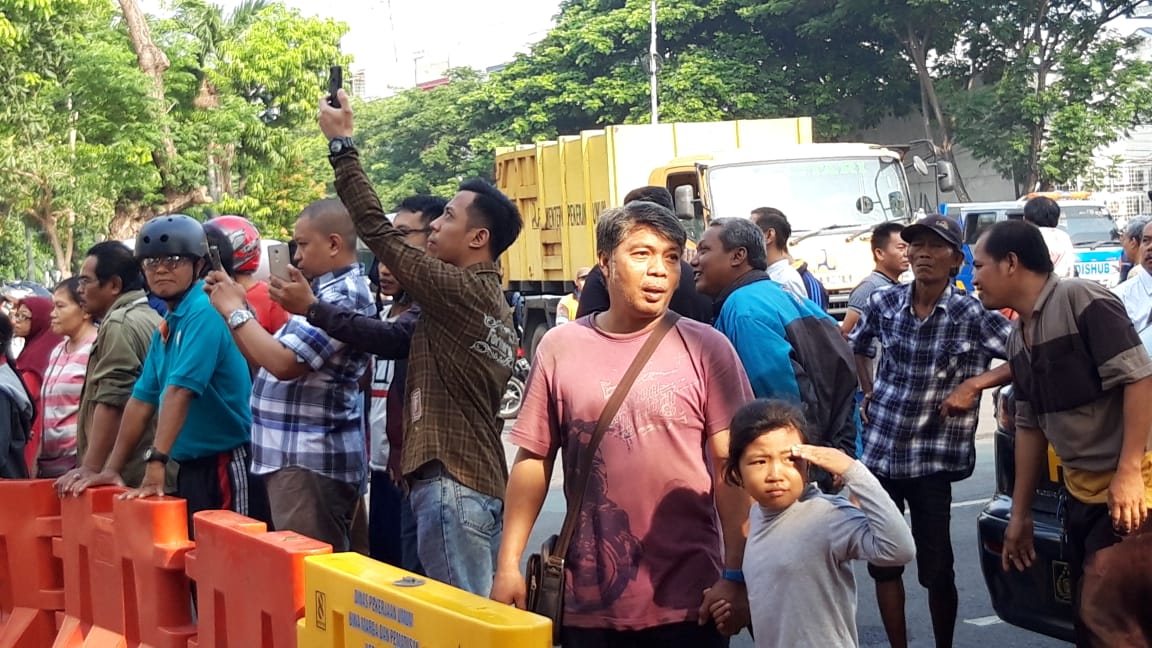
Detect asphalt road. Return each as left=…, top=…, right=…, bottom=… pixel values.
left=502, top=392, right=1071, bottom=647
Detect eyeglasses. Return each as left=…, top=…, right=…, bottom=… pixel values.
left=11, top=312, right=30, bottom=322
left=141, top=255, right=191, bottom=271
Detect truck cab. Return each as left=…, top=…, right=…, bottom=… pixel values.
left=669, top=144, right=933, bottom=317
left=949, top=198, right=1124, bottom=291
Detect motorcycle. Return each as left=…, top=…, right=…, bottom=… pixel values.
left=500, top=348, right=531, bottom=420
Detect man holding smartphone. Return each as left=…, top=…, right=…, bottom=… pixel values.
left=205, top=216, right=290, bottom=335
left=207, top=199, right=375, bottom=552
left=320, top=88, right=521, bottom=596
left=73, top=215, right=257, bottom=532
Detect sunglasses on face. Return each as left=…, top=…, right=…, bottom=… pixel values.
left=141, top=255, right=192, bottom=271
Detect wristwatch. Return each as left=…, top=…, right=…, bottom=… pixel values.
left=143, top=446, right=170, bottom=465
left=304, top=300, right=322, bottom=322
left=228, top=309, right=256, bottom=331
left=328, top=136, right=356, bottom=157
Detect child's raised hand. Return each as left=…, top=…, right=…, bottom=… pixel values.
left=791, top=444, right=855, bottom=477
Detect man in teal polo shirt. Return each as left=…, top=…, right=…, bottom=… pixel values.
left=82, top=215, right=257, bottom=530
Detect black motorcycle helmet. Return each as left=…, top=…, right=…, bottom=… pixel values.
left=135, top=214, right=210, bottom=262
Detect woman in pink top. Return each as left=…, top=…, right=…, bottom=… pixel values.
left=37, top=278, right=96, bottom=477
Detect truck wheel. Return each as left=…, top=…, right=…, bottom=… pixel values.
left=527, top=321, right=549, bottom=362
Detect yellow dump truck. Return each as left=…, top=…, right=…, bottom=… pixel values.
left=497, top=119, right=948, bottom=357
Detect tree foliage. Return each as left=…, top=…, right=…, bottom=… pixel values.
left=1, top=0, right=1149, bottom=281
left=948, top=0, right=1152, bottom=193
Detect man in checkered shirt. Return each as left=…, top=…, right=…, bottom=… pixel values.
left=849, top=214, right=1012, bottom=648
left=207, top=199, right=375, bottom=552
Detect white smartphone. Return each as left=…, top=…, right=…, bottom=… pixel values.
left=267, top=243, right=291, bottom=281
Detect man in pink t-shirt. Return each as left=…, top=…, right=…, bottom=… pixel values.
left=492, top=201, right=755, bottom=646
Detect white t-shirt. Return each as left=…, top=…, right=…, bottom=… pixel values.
left=767, top=258, right=808, bottom=300
left=368, top=312, right=400, bottom=470
left=1112, top=267, right=1152, bottom=355
left=1039, top=227, right=1076, bottom=278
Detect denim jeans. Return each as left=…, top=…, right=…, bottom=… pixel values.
left=409, top=461, right=503, bottom=596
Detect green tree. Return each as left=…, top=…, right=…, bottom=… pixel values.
left=0, top=0, right=151, bottom=275
left=479, top=0, right=916, bottom=142
left=949, top=1, right=1151, bottom=193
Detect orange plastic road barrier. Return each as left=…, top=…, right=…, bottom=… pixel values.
left=52, top=488, right=197, bottom=648
left=0, top=479, right=64, bottom=648
left=186, top=510, right=331, bottom=648
left=297, top=553, right=552, bottom=647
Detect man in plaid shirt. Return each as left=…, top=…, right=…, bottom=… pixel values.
left=850, top=214, right=1012, bottom=648
left=319, top=89, right=523, bottom=597
left=207, top=199, right=375, bottom=551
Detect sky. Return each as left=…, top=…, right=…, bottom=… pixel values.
left=144, top=0, right=563, bottom=97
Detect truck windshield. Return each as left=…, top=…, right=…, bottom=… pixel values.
left=706, top=157, right=910, bottom=231
left=1059, top=205, right=1119, bottom=245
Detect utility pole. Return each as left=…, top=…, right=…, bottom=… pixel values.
left=649, top=0, right=658, bottom=125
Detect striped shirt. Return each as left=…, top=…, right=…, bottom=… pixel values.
left=1010, top=276, right=1152, bottom=474
left=39, top=334, right=96, bottom=466
left=249, top=264, right=375, bottom=484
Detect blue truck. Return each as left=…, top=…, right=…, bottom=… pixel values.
left=945, top=199, right=1124, bottom=291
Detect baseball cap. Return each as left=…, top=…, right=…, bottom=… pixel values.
left=902, top=214, right=963, bottom=251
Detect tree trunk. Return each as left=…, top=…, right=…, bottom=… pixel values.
left=118, top=0, right=177, bottom=167
left=903, top=24, right=972, bottom=202
left=109, top=187, right=210, bottom=240
left=114, top=0, right=210, bottom=236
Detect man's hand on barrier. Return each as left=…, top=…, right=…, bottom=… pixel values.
left=490, top=567, right=527, bottom=609
left=68, top=468, right=125, bottom=497
left=269, top=266, right=316, bottom=316
left=55, top=466, right=97, bottom=497
left=118, top=461, right=166, bottom=500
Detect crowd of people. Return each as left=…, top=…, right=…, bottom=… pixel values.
left=0, top=88, right=1148, bottom=648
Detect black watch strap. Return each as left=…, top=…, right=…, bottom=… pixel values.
left=305, top=300, right=323, bottom=322
left=144, top=446, right=170, bottom=465
left=328, top=136, right=356, bottom=158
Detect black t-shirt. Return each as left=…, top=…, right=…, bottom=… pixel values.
left=575, top=262, right=713, bottom=323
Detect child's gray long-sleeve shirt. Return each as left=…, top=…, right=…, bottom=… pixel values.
left=744, top=461, right=915, bottom=647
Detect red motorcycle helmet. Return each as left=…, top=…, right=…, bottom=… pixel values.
left=205, top=215, right=261, bottom=274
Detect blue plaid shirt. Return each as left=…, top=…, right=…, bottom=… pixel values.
left=850, top=284, right=1011, bottom=480
left=250, top=264, right=375, bottom=484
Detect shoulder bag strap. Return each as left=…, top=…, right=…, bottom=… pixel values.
left=552, top=310, right=681, bottom=558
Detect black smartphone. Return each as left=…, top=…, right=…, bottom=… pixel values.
left=209, top=245, right=223, bottom=272
left=327, top=65, right=343, bottom=108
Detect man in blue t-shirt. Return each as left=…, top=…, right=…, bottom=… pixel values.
left=80, top=215, right=258, bottom=531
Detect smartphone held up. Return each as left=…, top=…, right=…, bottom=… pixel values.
left=327, top=65, right=343, bottom=109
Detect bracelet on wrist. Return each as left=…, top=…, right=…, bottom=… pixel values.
left=722, top=568, right=745, bottom=584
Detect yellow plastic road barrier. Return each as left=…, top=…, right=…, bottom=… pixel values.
left=297, top=553, right=552, bottom=648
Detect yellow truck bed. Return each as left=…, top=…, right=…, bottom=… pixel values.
left=497, top=118, right=813, bottom=292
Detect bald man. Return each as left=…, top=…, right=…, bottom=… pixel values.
left=207, top=198, right=377, bottom=551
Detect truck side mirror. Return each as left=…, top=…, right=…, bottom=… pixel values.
left=674, top=185, right=696, bottom=220
left=936, top=160, right=956, bottom=193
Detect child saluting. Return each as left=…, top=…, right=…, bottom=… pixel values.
left=710, top=399, right=915, bottom=647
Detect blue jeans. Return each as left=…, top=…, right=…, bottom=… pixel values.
left=409, top=461, right=503, bottom=596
